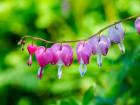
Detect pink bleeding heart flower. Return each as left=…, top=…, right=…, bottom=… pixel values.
left=76, top=41, right=92, bottom=77
left=35, top=46, right=52, bottom=79
left=96, top=35, right=110, bottom=68
left=88, top=36, right=99, bottom=54
left=108, top=23, right=125, bottom=53
left=27, top=44, right=37, bottom=66
left=51, top=44, right=73, bottom=79
left=135, top=16, right=140, bottom=34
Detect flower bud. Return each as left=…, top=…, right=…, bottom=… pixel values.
left=27, top=44, right=37, bottom=66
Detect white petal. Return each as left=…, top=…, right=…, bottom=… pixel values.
left=79, top=60, right=87, bottom=77
left=118, top=41, right=125, bottom=53
left=58, top=64, right=63, bottom=79
left=97, top=54, right=102, bottom=68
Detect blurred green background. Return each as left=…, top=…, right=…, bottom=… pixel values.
left=0, top=0, right=140, bottom=105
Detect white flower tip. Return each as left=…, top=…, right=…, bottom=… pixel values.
left=97, top=54, right=102, bottom=68
left=118, top=42, right=125, bottom=54
left=58, top=64, right=63, bottom=79
left=58, top=74, right=62, bottom=79
left=79, top=62, right=87, bottom=77
left=98, top=63, right=102, bottom=69
left=81, top=72, right=85, bottom=77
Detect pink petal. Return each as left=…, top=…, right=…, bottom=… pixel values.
left=35, top=46, right=51, bottom=67
left=61, top=44, right=73, bottom=66
left=27, top=44, right=37, bottom=55
left=51, top=44, right=61, bottom=65
left=97, top=35, right=110, bottom=56
left=76, top=41, right=92, bottom=64
left=27, top=55, right=32, bottom=66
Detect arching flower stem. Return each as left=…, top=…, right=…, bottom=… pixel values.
left=18, top=15, right=139, bottom=45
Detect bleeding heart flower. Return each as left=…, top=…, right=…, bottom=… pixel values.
left=108, top=23, right=125, bottom=53
left=135, top=16, right=140, bottom=34
left=76, top=41, right=92, bottom=77
left=97, top=35, right=110, bottom=68
left=88, top=36, right=99, bottom=54
left=51, top=44, right=73, bottom=79
left=35, top=46, right=53, bottom=79
left=27, top=44, right=37, bottom=66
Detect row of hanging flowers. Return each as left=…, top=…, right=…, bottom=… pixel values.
left=18, top=16, right=140, bottom=79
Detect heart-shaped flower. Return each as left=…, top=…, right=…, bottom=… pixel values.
left=35, top=46, right=53, bottom=79
left=108, top=23, right=125, bottom=53
left=88, top=36, right=99, bottom=54
left=97, top=35, right=110, bottom=68
left=76, top=41, right=92, bottom=77
left=51, top=44, right=73, bottom=79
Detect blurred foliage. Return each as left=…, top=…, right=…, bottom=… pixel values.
left=0, top=0, right=140, bottom=105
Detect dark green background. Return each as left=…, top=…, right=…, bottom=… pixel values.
left=0, top=0, right=140, bottom=105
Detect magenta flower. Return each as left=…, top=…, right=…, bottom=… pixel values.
left=35, top=46, right=53, bottom=79
left=96, top=35, right=110, bottom=68
left=108, top=23, right=125, bottom=53
left=76, top=41, right=92, bottom=77
left=27, top=44, right=37, bottom=66
left=51, top=44, right=73, bottom=79
left=135, top=16, right=140, bottom=34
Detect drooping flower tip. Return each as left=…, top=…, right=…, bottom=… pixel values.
left=27, top=55, right=32, bottom=66
left=27, top=44, right=37, bottom=66
left=135, top=16, right=140, bottom=35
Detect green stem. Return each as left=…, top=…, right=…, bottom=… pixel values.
left=19, top=15, right=139, bottom=44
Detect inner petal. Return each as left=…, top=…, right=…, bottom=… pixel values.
left=97, top=54, right=102, bottom=68
left=57, top=60, right=63, bottom=79
left=79, top=60, right=87, bottom=77
left=118, top=41, right=125, bottom=53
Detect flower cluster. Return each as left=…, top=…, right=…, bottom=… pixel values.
left=19, top=16, right=140, bottom=79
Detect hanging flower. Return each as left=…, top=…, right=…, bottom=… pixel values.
left=76, top=41, right=92, bottom=77
left=135, top=16, right=140, bottom=34
left=88, top=35, right=110, bottom=68
left=51, top=44, right=73, bottom=79
left=88, top=36, right=99, bottom=54
left=96, top=35, right=110, bottom=68
left=108, top=23, right=125, bottom=53
left=35, top=46, right=53, bottom=79
left=27, top=44, right=37, bottom=66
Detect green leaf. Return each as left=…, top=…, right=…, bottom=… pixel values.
left=60, top=99, right=78, bottom=105
left=82, top=87, right=94, bottom=105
